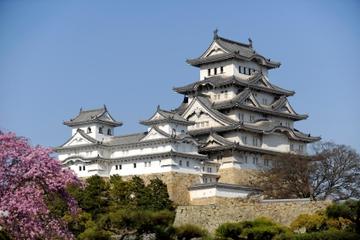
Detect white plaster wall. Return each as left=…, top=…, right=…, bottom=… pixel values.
left=263, top=133, right=290, bottom=152
left=189, top=187, right=251, bottom=200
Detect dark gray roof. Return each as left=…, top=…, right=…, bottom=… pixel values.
left=140, top=106, right=194, bottom=126
left=173, top=73, right=294, bottom=96
left=109, top=132, right=148, bottom=145
left=64, top=105, right=122, bottom=127
left=187, top=35, right=280, bottom=69
left=212, top=89, right=308, bottom=121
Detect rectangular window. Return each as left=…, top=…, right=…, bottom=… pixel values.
left=79, top=166, right=82, bottom=171
left=290, top=144, right=294, bottom=151
left=220, top=66, right=224, bottom=73
left=244, top=155, right=248, bottom=163
left=83, top=166, right=85, bottom=171
left=179, top=160, right=182, bottom=166
left=239, top=113, right=244, bottom=121
left=115, top=165, right=118, bottom=170
left=250, top=115, right=255, bottom=122
left=242, top=136, right=247, bottom=144
left=262, top=98, right=268, bottom=105
left=208, top=69, right=211, bottom=76
left=239, top=66, right=242, bottom=74
left=253, top=156, right=258, bottom=165
left=186, top=161, right=190, bottom=167
left=214, top=68, right=217, bottom=75
left=264, top=159, right=269, bottom=166
left=119, top=164, right=122, bottom=170
left=133, top=163, right=137, bottom=168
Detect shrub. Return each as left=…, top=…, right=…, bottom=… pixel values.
left=239, top=217, right=288, bottom=240
left=290, top=213, right=326, bottom=233
left=175, top=224, right=208, bottom=240
left=275, top=230, right=360, bottom=240
left=215, top=222, right=243, bottom=240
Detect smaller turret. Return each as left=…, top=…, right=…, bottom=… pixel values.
left=63, top=105, right=122, bottom=141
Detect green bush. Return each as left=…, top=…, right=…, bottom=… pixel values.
left=240, top=217, right=288, bottom=240
left=275, top=230, right=360, bottom=240
left=215, top=222, right=243, bottom=240
left=290, top=213, right=327, bottom=232
left=175, top=224, right=208, bottom=240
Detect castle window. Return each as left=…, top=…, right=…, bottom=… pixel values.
left=224, top=90, right=228, bottom=98
left=214, top=68, right=217, bottom=75
left=179, top=160, right=182, bottom=166
left=133, top=163, right=137, bottom=168
left=290, top=143, right=294, bottom=151
left=107, top=129, right=112, bottom=135
left=82, top=166, right=85, bottom=171
left=220, top=66, right=224, bottom=73
left=186, top=161, right=190, bottom=167
left=262, top=98, right=268, bottom=105
left=242, top=136, right=247, bottom=144
left=115, top=165, right=118, bottom=170
left=244, top=155, right=248, bottom=163
left=250, top=115, right=255, bottom=122
left=253, top=156, right=258, bottom=165
left=99, top=127, right=103, bottom=134
left=239, top=113, right=244, bottom=121
left=119, top=164, right=122, bottom=170
left=87, top=127, right=92, bottom=133
left=263, top=159, right=267, bottom=166
left=79, top=166, right=82, bottom=171
left=208, top=69, right=211, bottom=76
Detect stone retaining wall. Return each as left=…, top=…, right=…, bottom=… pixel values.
left=174, top=197, right=331, bottom=233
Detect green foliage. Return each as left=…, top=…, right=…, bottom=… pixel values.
left=326, top=200, right=360, bottom=233
left=0, top=231, right=11, bottom=240
left=69, top=176, right=110, bottom=218
left=275, top=230, right=360, bottom=240
left=290, top=213, right=327, bottom=232
left=147, top=177, right=174, bottom=211
left=240, top=217, right=288, bottom=240
left=215, top=222, right=243, bottom=240
left=64, top=175, right=175, bottom=239
left=175, top=224, right=208, bottom=240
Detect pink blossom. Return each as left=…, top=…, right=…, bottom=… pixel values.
left=0, top=132, right=80, bottom=239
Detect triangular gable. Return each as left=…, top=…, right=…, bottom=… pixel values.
left=61, top=131, right=97, bottom=147
left=140, top=127, right=169, bottom=141
left=201, top=41, right=229, bottom=58
left=242, top=93, right=260, bottom=108
left=203, top=135, right=227, bottom=148
left=281, top=101, right=296, bottom=114
left=182, top=98, right=231, bottom=127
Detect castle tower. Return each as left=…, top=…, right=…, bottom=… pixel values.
left=173, top=32, right=320, bottom=185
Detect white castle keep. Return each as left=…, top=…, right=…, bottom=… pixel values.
left=56, top=32, right=319, bottom=204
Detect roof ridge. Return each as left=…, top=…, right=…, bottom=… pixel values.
left=217, top=36, right=251, bottom=48
left=114, top=132, right=147, bottom=138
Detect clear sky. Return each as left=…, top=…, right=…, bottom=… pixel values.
left=0, top=0, right=359, bottom=152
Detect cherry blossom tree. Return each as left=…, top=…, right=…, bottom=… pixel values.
left=0, top=132, right=80, bottom=239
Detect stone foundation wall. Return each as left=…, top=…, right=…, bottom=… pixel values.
left=123, top=172, right=201, bottom=205
left=174, top=198, right=331, bottom=233
left=218, top=168, right=259, bottom=186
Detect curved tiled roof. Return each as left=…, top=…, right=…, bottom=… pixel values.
left=64, top=105, right=122, bottom=127
left=140, top=106, right=194, bottom=126
left=187, top=35, right=280, bottom=69
left=173, top=74, right=294, bottom=96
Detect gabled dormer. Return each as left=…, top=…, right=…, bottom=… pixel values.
left=63, top=105, right=122, bottom=141
left=186, top=30, right=280, bottom=80
left=140, top=105, right=194, bottom=136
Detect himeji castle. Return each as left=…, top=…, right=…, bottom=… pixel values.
left=56, top=32, right=320, bottom=204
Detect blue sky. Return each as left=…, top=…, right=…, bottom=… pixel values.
left=0, top=0, right=359, bottom=152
